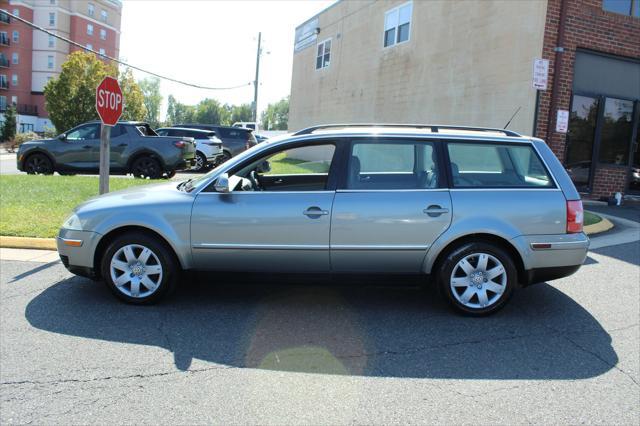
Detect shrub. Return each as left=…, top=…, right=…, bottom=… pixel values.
left=12, top=131, right=40, bottom=147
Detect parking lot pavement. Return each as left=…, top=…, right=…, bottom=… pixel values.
left=0, top=241, right=638, bottom=424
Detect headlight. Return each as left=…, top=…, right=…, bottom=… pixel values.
left=62, top=213, right=83, bottom=231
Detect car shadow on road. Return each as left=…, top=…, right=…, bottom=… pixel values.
left=25, top=275, right=617, bottom=379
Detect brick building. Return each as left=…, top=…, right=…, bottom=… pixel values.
left=0, top=0, right=122, bottom=133
left=289, top=0, right=640, bottom=199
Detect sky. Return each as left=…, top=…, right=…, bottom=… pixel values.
left=119, top=0, right=335, bottom=120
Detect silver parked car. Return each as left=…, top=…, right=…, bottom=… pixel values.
left=57, top=124, right=589, bottom=315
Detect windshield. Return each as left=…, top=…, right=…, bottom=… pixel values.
left=183, top=132, right=294, bottom=192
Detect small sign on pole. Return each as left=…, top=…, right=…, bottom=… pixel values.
left=556, top=109, right=569, bottom=133
left=532, top=58, right=549, bottom=91
left=95, top=76, right=123, bottom=194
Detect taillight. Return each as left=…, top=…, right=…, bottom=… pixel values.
left=566, top=200, right=584, bottom=233
left=173, top=140, right=185, bottom=148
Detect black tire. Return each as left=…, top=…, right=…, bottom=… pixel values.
left=100, top=232, right=180, bottom=305
left=193, top=152, right=208, bottom=172
left=164, top=170, right=177, bottom=179
left=438, top=241, right=516, bottom=316
left=130, top=156, right=162, bottom=179
left=58, top=171, right=76, bottom=176
left=24, top=153, right=54, bottom=175
left=221, top=151, right=232, bottom=163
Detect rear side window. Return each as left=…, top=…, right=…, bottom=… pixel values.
left=218, top=128, right=244, bottom=139
left=447, top=142, right=554, bottom=188
left=347, top=140, right=439, bottom=189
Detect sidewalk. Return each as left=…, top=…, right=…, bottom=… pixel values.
left=0, top=247, right=60, bottom=263
left=584, top=199, right=640, bottom=223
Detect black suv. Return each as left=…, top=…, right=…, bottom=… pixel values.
left=174, top=124, right=257, bottom=160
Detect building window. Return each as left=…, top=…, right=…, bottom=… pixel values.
left=11, top=53, right=18, bottom=65
left=88, top=3, right=95, bottom=17
left=49, top=12, right=55, bottom=26
left=316, top=39, right=331, bottom=70
left=48, top=34, right=55, bottom=48
left=12, top=31, right=18, bottom=43
left=0, top=96, right=6, bottom=111
left=11, top=95, right=17, bottom=106
left=47, top=55, right=54, bottom=69
left=100, top=10, right=108, bottom=23
left=603, top=0, right=640, bottom=16
left=87, top=24, right=93, bottom=36
left=100, top=28, right=107, bottom=40
left=12, top=9, right=19, bottom=18
left=50, top=0, right=56, bottom=4
left=11, top=74, right=18, bottom=86
left=99, top=48, right=106, bottom=56
left=384, top=1, right=412, bottom=47
left=86, top=43, right=93, bottom=51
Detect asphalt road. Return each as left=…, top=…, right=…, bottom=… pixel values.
left=0, top=241, right=638, bottom=424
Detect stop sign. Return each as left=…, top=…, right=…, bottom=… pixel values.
left=95, top=76, right=123, bottom=126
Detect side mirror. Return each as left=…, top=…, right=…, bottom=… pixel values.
left=58, top=133, right=67, bottom=141
left=214, top=173, right=231, bottom=193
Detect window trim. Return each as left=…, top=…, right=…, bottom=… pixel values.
left=48, top=12, right=55, bottom=26
left=443, top=140, right=558, bottom=190
left=383, top=1, right=413, bottom=48
left=11, top=52, right=18, bottom=65
left=315, top=38, right=332, bottom=70
left=87, top=24, right=93, bottom=36
left=47, top=55, right=54, bottom=69
left=100, top=28, right=107, bottom=40
left=12, top=30, right=18, bottom=43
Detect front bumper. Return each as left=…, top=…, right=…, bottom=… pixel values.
left=57, top=229, right=102, bottom=277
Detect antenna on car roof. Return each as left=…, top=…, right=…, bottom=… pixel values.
left=503, top=106, right=522, bottom=129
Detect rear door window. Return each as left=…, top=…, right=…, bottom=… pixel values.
left=447, top=142, right=554, bottom=188
left=347, top=140, right=440, bottom=189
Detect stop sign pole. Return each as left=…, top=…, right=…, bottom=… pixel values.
left=95, top=76, right=123, bottom=194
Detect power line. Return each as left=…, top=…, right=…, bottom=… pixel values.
left=1, top=9, right=253, bottom=91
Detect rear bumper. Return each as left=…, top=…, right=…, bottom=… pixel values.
left=512, top=232, right=589, bottom=286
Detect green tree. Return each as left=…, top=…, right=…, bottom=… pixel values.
left=260, top=96, right=289, bottom=130
left=1, top=105, right=17, bottom=142
left=230, top=103, right=253, bottom=124
left=166, top=95, right=196, bottom=125
left=138, top=77, right=162, bottom=128
left=195, top=98, right=222, bottom=124
left=44, top=51, right=146, bottom=132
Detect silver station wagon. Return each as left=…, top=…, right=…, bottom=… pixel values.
left=57, top=124, right=589, bottom=315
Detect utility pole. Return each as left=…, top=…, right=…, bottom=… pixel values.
left=252, top=32, right=261, bottom=122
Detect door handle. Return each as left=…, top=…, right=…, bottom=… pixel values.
left=423, top=205, right=449, bottom=217
left=274, top=178, right=283, bottom=184
left=303, top=207, right=329, bottom=217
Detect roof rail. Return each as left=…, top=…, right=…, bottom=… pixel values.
left=292, top=123, right=522, bottom=137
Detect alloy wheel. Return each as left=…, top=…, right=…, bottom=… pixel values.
left=449, top=252, right=507, bottom=309
left=109, top=244, right=163, bottom=298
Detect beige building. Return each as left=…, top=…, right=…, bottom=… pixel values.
left=289, top=0, right=548, bottom=135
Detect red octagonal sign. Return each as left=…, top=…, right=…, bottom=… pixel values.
left=95, top=76, right=123, bottom=126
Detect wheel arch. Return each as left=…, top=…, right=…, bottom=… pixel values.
left=93, top=225, right=185, bottom=279
left=126, top=149, right=168, bottom=173
left=425, top=233, right=526, bottom=286
left=22, top=149, right=57, bottom=170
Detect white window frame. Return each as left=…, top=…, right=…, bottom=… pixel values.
left=88, top=3, right=95, bottom=17
left=12, top=30, right=18, bottom=43
left=12, top=9, right=19, bottom=18
left=11, top=74, right=18, bottom=86
left=383, top=1, right=413, bottom=48
left=11, top=95, right=17, bottom=105
left=11, top=52, right=18, bottom=64
left=86, top=43, right=93, bottom=51
left=48, top=34, right=55, bottom=48
left=100, top=28, right=107, bottom=40
left=99, top=48, right=106, bottom=56
left=87, top=24, right=93, bottom=36
left=315, top=38, right=332, bottom=70
left=47, top=55, right=54, bottom=69
left=100, top=9, right=108, bottom=23
left=49, top=12, right=55, bottom=26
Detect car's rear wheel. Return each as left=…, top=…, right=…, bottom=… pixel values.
left=24, top=153, right=54, bottom=175
left=193, top=152, right=208, bottom=172
left=438, top=242, right=516, bottom=316
left=130, top=156, right=162, bottom=179
left=101, top=232, right=179, bottom=304
left=164, top=170, right=176, bottom=179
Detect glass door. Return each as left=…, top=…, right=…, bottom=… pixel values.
left=566, top=95, right=599, bottom=191
left=628, top=115, right=640, bottom=194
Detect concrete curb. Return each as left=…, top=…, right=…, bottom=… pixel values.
left=0, top=236, right=56, bottom=251
left=583, top=214, right=614, bottom=235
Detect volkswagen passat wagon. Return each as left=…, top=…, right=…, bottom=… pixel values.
left=57, top=124, right=589, bottom=315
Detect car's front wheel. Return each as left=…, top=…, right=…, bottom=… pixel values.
left=438, top=242, right=516, bottom=316
left=100, top=232, right=179, bottom=304
left=193, top=152, right=208, bottom=172
left=24, top=153, right=54, bottom=175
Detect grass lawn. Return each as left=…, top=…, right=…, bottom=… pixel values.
left=266, top=152, right=330, bottom=174
left=0, top=175, right=156, bottom=238
left=584, top=211, right=603, bottom=227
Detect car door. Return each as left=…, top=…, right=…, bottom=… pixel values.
left=57, top=123, right=101, bottom=170
left=330, top=138, right=452, bottom=273
left=190, top=141, right=340, bottom=272
left=107, top=124, right=129, bottom=170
